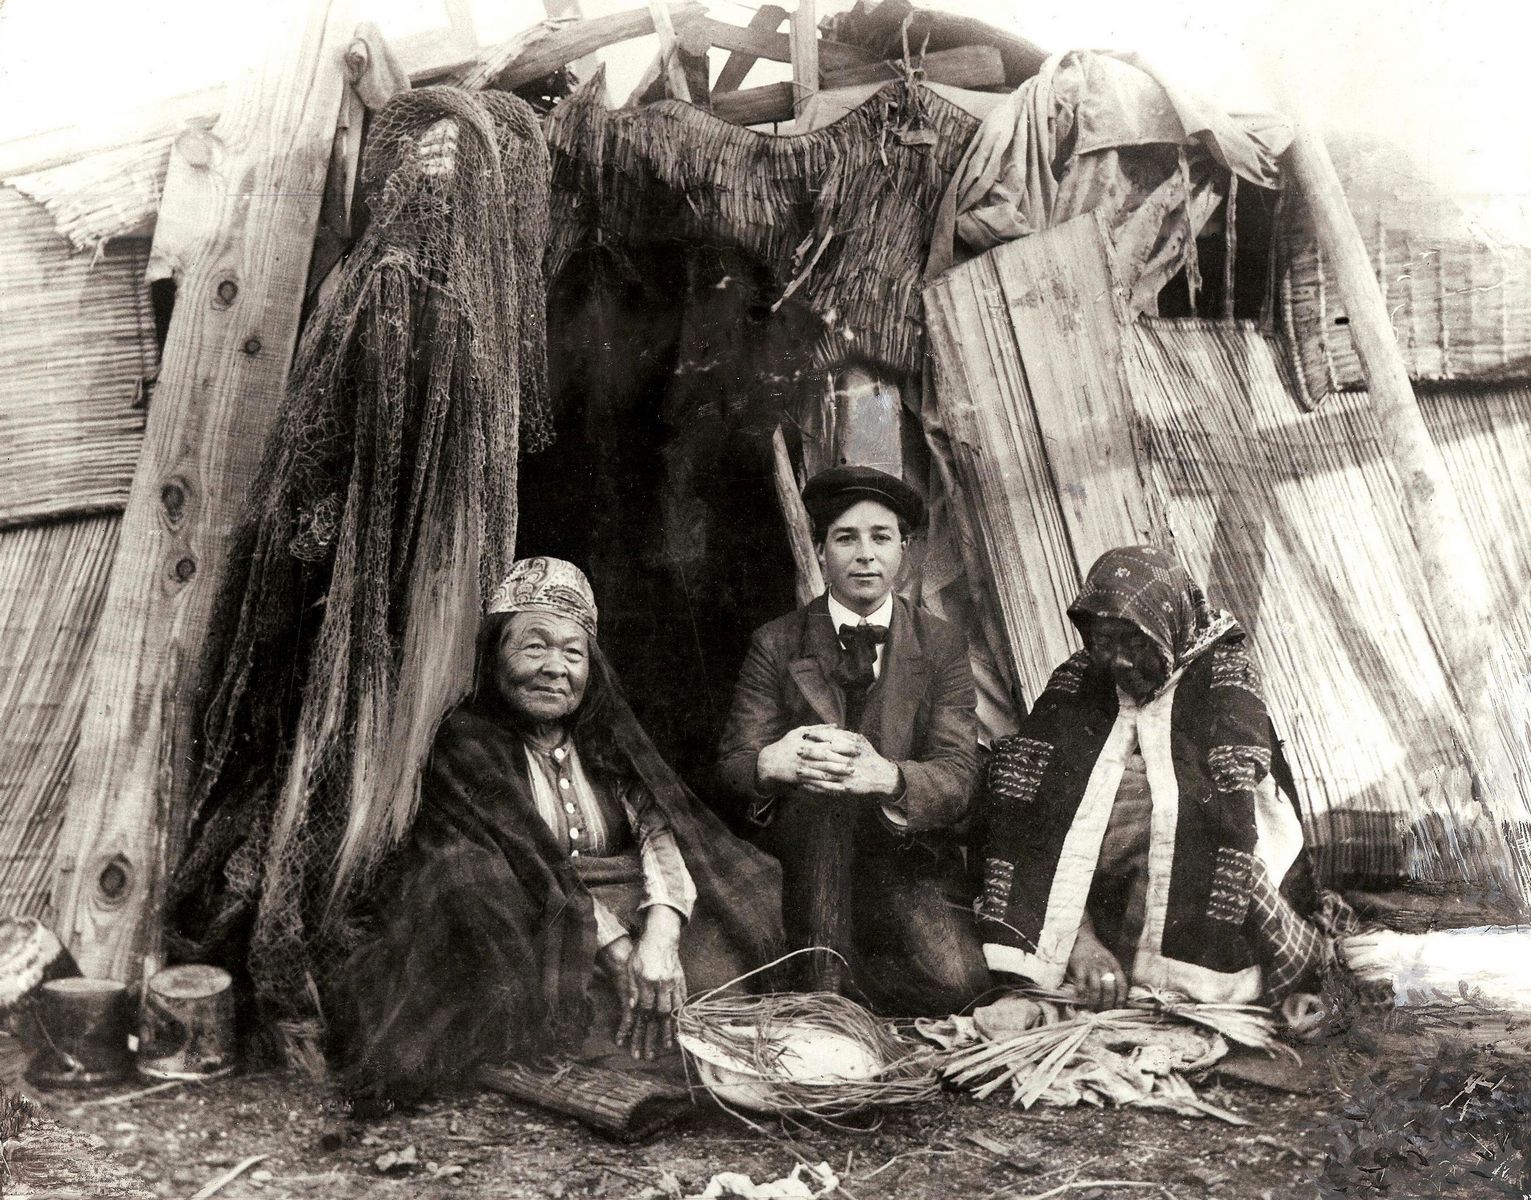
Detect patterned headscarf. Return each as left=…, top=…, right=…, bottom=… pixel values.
left=487, top=557, right=598, bottom=638
left=1067, top=545, right=1235, bottom=677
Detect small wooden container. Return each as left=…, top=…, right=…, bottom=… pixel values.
left=137, top=964, right=237, bottom=1081
left=27, top=977, right=134, bottom=1088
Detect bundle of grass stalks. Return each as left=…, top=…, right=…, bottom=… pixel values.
left=676, top=987, right=940, bottom=1118
left=930, top=987, right=1286, bottom=1124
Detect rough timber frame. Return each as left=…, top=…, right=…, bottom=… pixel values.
left=51, top=0, right=360, bottom=981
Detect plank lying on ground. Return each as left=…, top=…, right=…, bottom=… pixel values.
left=478, top=1062, right=692, bottom=1141
left=50, top=0, right=357, bottom=982
left=713, top=44, right=1005, bottom=125
left=460, top=3, right=704, bottom=90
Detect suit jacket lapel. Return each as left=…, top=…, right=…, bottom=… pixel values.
left=862, top=597, right=927, bottom=758
left=789, top=595, right=845, bottom=726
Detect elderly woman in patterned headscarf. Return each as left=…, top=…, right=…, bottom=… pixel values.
left=331, top=558, right=782, bottom=1106
left=974, top=546, right=1339, bottom=1009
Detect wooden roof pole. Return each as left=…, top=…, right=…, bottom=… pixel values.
left=713, top=5, right=788, bottom=94
left=1282, top=119, right=1506, bottom=808
left=647, top=0, right=692, bottom=103
left=771, top=426, right=825, bottom=607
left=790, top=0, right=819, bottom=120
left=51, top=0, right=358, bottom=982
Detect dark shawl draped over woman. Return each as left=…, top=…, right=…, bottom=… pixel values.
left=977, top=546, right=1335, bottom=1004
left=329, top=625, right=783, bottom=1104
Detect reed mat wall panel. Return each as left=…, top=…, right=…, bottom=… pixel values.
left=1279, top=204, right=1531, bottom=406
left=926, top=209, right=1499, bottom=880
left=1129, top=319, right=1482, bottom=881
left=0, top=187, right=151, bottom=528
left=0, top=514, right=120, bottom=919
left=1418, top=385, right=1531, bottom=829
left=4, top=134, right=171, bottom=251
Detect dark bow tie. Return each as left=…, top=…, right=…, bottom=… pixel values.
left=836, top=622, right=888, bottom=694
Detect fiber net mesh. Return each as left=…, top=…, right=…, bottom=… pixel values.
left=168, top=87, right=552, bottom=1029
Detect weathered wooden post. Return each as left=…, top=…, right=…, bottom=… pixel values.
left=50, top=0, right=359, bottom=983
left=770, top=426, right=826, bottom=606
left=1280, top=112, right=1519, bottom=880
left=647, top=0, right=694, bottom=102
left=789, top=0, right=819, bottom=119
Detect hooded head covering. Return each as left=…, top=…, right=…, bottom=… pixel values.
left=487, top=557, right=598, bottom=638
left=1067, top=545, right=1235, bottom=679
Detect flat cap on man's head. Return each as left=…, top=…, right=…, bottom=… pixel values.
left=801, top=465, right=926, bottom=538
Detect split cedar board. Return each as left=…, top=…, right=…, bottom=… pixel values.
left=49, top=0, right=359, bottom=981
left=924, top=210, right=1169, bottom=702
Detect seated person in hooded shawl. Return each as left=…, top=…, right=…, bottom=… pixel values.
left=331, top=558, right=783, bottom=1104
left=975, top=546, right=1341, bottom=1009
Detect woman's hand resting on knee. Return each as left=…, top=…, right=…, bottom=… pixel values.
left=1065, top=914, right=1128, bottom=1010
left=600, top=907, right=688, bottom=1059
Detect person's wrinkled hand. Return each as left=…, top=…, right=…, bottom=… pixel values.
left=1066, top=921, right=1128, bottom=1010
left=615, top=908, right=686, bottom=1059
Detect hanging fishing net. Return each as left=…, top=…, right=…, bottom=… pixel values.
left=167, top=86, right=553, bottom=1031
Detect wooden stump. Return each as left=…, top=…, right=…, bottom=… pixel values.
left=478, top=1061, right=692, bottom=1141
left=136, top=965, right=236, bottom=1081
left=26, top=978, right=133, bottom=1088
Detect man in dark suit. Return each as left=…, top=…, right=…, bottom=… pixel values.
left=715, top=466, right=991, bottom=1016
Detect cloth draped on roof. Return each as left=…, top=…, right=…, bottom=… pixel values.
left=977, top=548, right=1321, bottom=1003
left=329, top=643, right=784, bottom=1103
left=926, top=50, right=1293, bottom=313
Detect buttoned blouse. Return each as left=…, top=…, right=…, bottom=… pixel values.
left=523, top=739, right=697, bottom=948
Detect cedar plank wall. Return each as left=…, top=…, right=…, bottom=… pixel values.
left=0, top=186, right=152, bottom=919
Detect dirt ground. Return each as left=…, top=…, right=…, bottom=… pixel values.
left=3, top=1043, right=1325, bottom=1200
left=6, top=1005, right=1529, bottom=1200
